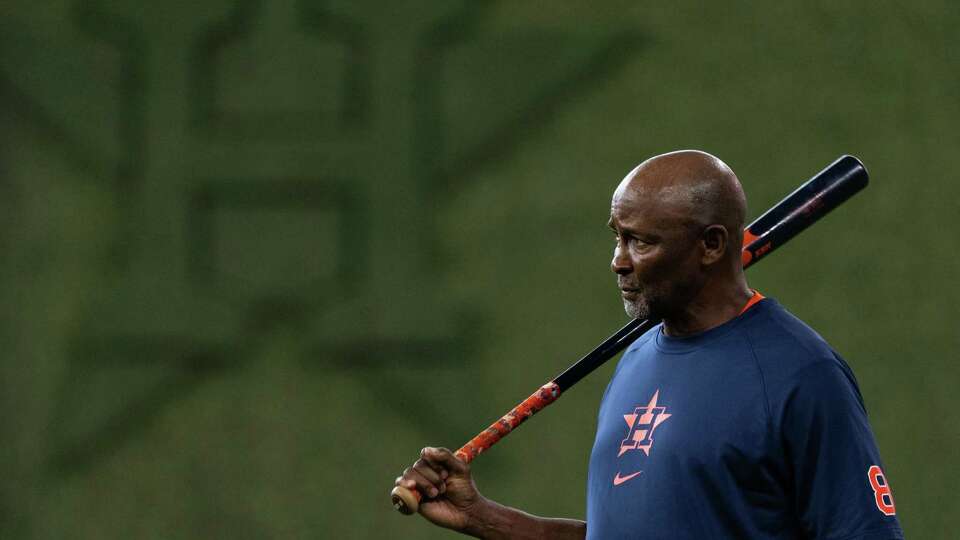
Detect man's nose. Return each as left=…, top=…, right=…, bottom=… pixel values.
left=611, top=246, right=631, bottom=275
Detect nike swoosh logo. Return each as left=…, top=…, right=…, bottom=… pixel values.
left=612, top=470, right=643, bottom=486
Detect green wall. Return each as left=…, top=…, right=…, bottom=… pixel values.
left=1, top=1, right=956, bottom=538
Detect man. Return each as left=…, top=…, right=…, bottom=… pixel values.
left=395, top=150, right=903, bottom=539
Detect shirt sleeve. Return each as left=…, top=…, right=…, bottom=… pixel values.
left=779, top=356, right=904, bottom=540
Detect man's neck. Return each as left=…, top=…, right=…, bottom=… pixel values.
left=661, top=278, right=753, bottom=338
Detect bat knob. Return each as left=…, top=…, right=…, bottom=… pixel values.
left=391, top=485, right=420, bottom=515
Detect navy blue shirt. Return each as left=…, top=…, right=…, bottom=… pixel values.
left=586, top=298, right=903, bottom=539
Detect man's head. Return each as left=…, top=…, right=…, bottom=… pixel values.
left=608, top=150, right=747, bottom=321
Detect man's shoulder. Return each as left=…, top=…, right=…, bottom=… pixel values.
left=741, top=298, right=842, bottom=374
left=742, top=298, right=862, bottom=397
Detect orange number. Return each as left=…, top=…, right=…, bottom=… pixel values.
left=867, top=465, right=896, bottom=516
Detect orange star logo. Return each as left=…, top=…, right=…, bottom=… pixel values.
left=619, top=389, right=671, bottom=457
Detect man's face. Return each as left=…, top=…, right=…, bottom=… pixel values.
left=608, top=181, right=705, bottom=320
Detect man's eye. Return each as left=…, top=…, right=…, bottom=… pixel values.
left=613, top=233, right=648, bottom=247
left=629, top=237, right=653, bottom=249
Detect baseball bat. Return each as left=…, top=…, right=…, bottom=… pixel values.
left=392, top=155, right=869, bottom=515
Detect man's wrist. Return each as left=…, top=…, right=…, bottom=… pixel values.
left=462, top=496, right=507, bottom=539
left=461, top=497, right=585, bottom=540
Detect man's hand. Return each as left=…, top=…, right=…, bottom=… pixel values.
left=395, top=447, right=586, bottom=539
left=394, top=447, right=484, bottom=532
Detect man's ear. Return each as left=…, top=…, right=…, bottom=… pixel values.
left=701, top=225, right=728, bottom=265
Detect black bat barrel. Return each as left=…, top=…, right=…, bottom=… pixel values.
left=742, top=155, right=869, bottom=268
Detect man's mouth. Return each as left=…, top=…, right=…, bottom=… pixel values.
left=619, top=287, right=640, bottom=298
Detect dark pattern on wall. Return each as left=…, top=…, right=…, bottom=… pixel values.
left=0, top=0, right=640, bottom=483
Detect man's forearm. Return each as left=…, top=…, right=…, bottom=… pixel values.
left=462, top=497, right=586, bottom=540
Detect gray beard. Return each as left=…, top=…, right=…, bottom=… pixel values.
left=622, top=297, right=650, bottom=320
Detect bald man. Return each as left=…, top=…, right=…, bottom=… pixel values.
left=395, top=151, right=903, bottom=539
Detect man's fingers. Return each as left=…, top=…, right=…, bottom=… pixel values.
left=392, top=446, right=465, bottom=503
left=394, top=475, right=416, bottom=491
left=420, top=447, right=468, bottom=475
left=412, top=459, right=445, bottom=489
left=403, top=467, right=441, bottom=498
left=392, top=446, right=465, bottom=504
left=418, top=447, right=453, bottom=475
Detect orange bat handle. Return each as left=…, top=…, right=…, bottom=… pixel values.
left=391, top=383, right=561, bottom=514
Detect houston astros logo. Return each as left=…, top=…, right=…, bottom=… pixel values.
left=613, top=389, right=671, bottom=486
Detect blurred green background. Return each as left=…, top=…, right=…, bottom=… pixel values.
left=1, top=1, right=956, bottom=538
